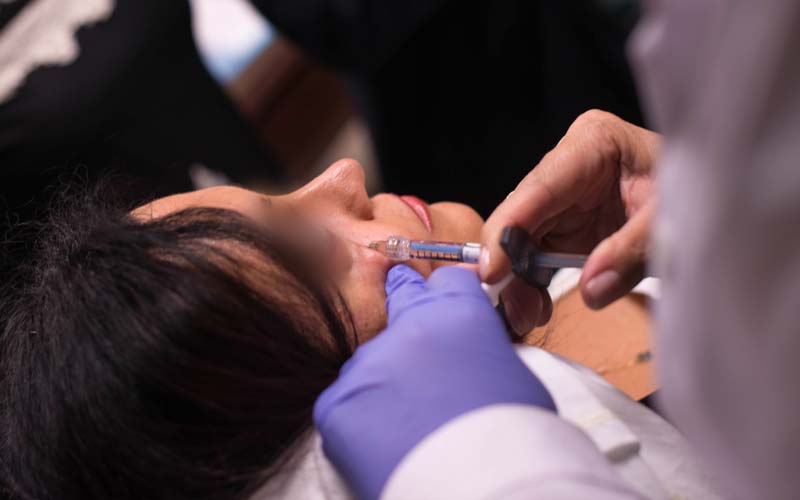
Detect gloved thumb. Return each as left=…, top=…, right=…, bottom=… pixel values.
left=579, top=200, right=654, bottom=309
left=385, top=264, right=427, bottom=323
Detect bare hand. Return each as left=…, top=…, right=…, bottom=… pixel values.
left=480, top=110, right=661, bottom=333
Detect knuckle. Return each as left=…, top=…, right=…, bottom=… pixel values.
left=574, top=109, right=617, bottom=128
left=573, top=110, right=618, bottom=142
left=570, top=110, right=624, bottom=164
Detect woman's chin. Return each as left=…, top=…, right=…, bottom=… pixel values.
left=429, top=202, right=484, bottom=243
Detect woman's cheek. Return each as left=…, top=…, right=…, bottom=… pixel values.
left=341, top=254, right=433, bottom=343
left=335, top=252, right=384, bottom=339
left=339, top=273, right=388, bottom=342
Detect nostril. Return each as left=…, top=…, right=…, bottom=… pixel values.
left=355, top=197, right=375, bottom=221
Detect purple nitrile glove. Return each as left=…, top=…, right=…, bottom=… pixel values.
left=313, top=264, right=556, bottom=500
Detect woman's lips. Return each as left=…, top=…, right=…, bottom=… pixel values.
left=399, top=195, right=433, bottom=232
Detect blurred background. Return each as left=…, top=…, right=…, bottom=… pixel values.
left=0, top=0, right=643, bottom=276
left=189, top=0, right=380, bottom=192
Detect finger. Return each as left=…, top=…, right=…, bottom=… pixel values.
left=313, top=369, right=366, bottom=430
left=454, top=262, right=479, bottom=273
left=313, top=375, right=345, bottom=428
left=499, top=278, right=545, bottom=336
left=480, top=114, right=621, bottom=284
left=425, top=266, right=485, bottom=299
left=538, top=289, right=554, bottom=327
left=580, top=199, right=655, bottom=309
left=385, top=264, right=427, bottom=322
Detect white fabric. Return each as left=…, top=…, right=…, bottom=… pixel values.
left=561, top=354, right=722, bottom=499
left=383, top=347, right=722, bottom=500
left=250, top=432, right=350, bottom=500
left=630, top=2, right=800, bottom=499
left=255, top=347, right=721, bottom=500
left=547, top=268, right=660, bottom=303
left=383, top=405, right=642, bottom=500
left=0, top=0, right=115, bottom=103
left=188, top=0, right=274, bottom=83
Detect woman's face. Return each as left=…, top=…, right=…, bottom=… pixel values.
left=135, top=159, right=484, bottom=339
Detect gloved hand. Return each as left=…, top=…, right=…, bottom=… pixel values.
left=314, top=264, right=555, bottom=500
left=481, top=110, right=661, bottom=332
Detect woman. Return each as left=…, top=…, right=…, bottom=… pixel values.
left=0, top=158, right=481, bottom=500
left=0, top=160, right=710, bottom=499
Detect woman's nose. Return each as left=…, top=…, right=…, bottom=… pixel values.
left=290, top=159, right=374, bottom=219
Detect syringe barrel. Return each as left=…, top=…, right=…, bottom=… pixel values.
left=408, top=240, right=467, bottom=262
left=381, top=236, right=480, bottom=263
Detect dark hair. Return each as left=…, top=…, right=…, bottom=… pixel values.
left=0, top=188, right=355, bottom=499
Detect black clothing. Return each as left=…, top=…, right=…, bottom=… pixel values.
left=0, top=0, right=277, bottom=224
left=0, top=0, right=277, bottom=285
left=252, top=0, right=644, bottom=216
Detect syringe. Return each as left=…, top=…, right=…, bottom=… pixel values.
left=368, top=236, right=482, bottom=263
left=368, top=235, right=587, bottom=270
left=369, top=231, right=588, bottom=305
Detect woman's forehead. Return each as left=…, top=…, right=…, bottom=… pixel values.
left=132, top=186, right=266, bottom=221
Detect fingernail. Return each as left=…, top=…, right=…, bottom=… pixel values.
left=585, top=270, right=623, bottom=309
left=479, top=248, right=490, bottom=279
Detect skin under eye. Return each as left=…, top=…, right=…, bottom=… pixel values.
left=270, top=207, right=342, bottom=268
left=256, top=195, right=351, bottom=276
left=306, top=223, right=335, bottom=253
left=258, top=199, right=320, bottom=247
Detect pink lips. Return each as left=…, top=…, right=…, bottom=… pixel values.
left=399, top=195, right=433, bottom=233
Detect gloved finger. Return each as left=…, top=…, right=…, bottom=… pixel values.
left=499, top=278, right=549, bottom=336
left=313, top=345, right=376, bottom=427
left=385, top=264, right=427, bottom=323
left=425, top=265, right=487, bottom=300
left=580, top=199, right=654, bottom=309
left=453, top=262, right=478, bottom=273
left=313, top=380, right=338, bottom=428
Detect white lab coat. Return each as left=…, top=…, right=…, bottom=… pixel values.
left=630, top=2, right=800, bottom=499
left=255, top=346, right=722, bottom=500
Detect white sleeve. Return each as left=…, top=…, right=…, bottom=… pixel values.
left=381, top=404, right=642, bottom=500
left=630, top=2, right=800, bottom=499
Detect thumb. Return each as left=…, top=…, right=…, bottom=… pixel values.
left=385, top=264, right=427, bottom=323
left=580, top=200, right=655, bottom=309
